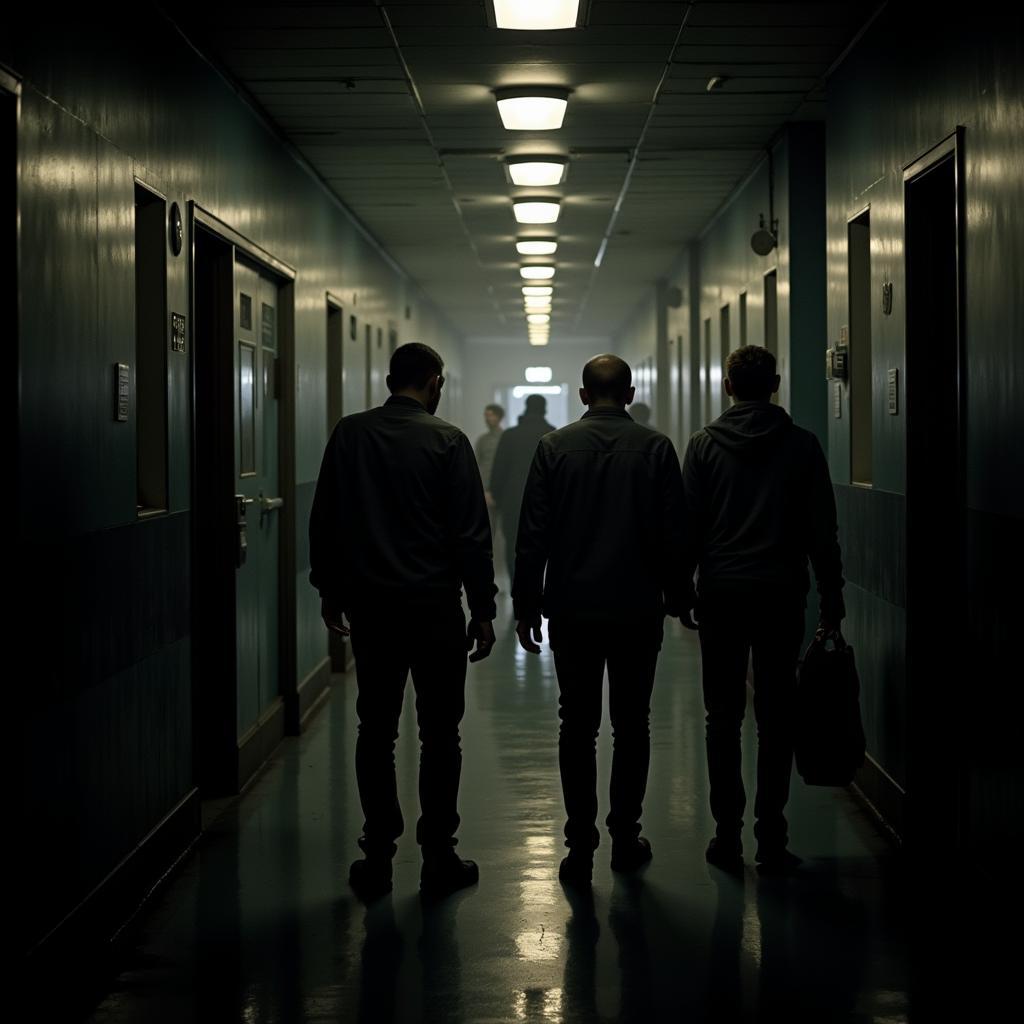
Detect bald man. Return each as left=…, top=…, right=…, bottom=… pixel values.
left=513, top=355, right=688, bottom=884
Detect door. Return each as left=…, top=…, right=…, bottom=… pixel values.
left=369, top=323, right=389, bottom=407
left=234, top=258, right=282, bottom=740
left=904, top=132, right=966, bottom=855
left=326, top=298, right=344, bottom=431
left=343, top=314, right=367, bottom=415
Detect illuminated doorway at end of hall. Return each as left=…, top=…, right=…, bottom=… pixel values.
left=497, top=382, right=571, bottom=428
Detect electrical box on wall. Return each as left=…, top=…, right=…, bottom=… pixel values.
left=825, top=345, right=848, bottom=381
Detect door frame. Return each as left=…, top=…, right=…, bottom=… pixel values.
left=188, top=202, right=297, bottom=795
left=902, top=127, right=967, bottom=852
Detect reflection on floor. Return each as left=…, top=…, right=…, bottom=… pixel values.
left=88, top=587, right=909, bottom=1023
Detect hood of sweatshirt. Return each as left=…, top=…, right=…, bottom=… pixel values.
left=704, top=401, right=793, bottom=456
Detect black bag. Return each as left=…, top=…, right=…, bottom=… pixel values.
left=794, top=629, right=866, bottom=786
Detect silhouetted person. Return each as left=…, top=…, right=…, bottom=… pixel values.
left=489, top=393, right=555, bottom=586
left=514, top=355, right=686, bottom=884
left=680, top=345, right=845, bottom=874
left=474, top=403, right=504, bottom=547
left=309, top=342, right=496, bottom=900
left=630, top=402, right=652, bottom=427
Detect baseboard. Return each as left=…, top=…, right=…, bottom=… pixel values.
left=237, top=696, right=285, bottom=790
left=28, top=788, right=200, bottom=966
left=851, top=753, right=905, bottom=845
left=296, top=656, right=331, bottom=731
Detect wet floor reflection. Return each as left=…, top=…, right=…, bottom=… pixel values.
left=86, top=586, right=909, bottom=1023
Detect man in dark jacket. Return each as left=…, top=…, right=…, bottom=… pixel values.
left=489, top=393, right=555, bottom=585
left=681, top=345, right=845, bottom=874
left=309, top=342, right=497, bottom=899
left=514, top=355, right=687, bottom=884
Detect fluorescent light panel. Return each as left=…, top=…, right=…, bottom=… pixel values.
left=507, top=159, right=567, bottom=187
left=494, top=1, right=580, bottom=30
left=516, top=239, right=558, bottom=256
left=522, top=285, right=553, bottom=296
left=496, top=91, right=568, bottom=131
left=520, top=265, right=555, bottom=280
left=527, top=313, right=551, bottom=325
left=525, top=366, right=553, bottom=383
left=513, top=200, right=560, bottom=225
left=524, top=294, right=552, bottom=306
left=528, top=338, right=550, bottom=348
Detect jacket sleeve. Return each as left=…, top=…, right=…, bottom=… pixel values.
left=658, top=438, right=691, bottom=617
left=679, top=434, right=704, bottom=604
left=308, top=424, right=349, bottom=608
left=807, top=435, right=846, bottom=621
left=448, top=432, right=498, bottom=622
left=511, top=440, right=549, bottom=622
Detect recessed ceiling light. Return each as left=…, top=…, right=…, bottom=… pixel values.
left=513, top=200, right=560, bottom=225
left=527, top=313, right=551, bottom=325
left=522, top=285, right=554, bottom=296
left=525, top=366, right=554, bottom=383
left=516, top=239, right=558, bottom=256
left=493, top=1, right=580, bottom=30
left=520, top=265, right=555, bottom=280
left=524, top=296, right=552, bottom=309
left=528, top=337, right=550, bottom=347
left=507, top=158, right=568, bottom=187
left=495, top=89, right=569, bottom=131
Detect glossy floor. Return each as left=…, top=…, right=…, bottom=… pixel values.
left=88, top=597, right=909, bottom=1023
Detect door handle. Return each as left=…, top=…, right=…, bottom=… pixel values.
left=259, top=494, right=284, bottom=515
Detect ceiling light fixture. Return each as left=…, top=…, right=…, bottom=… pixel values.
left=492, top=1, right=581, bottom=30
left=516, top=238, right=558, bottom=256
left=525, top=366, right=554, bottom=383
left=527, top=338, right=550, bottom=348
left=507, top=158, right=568, bottom=187
left=522, top=285, right=553, bottom=296
left=495, top=88, right=570, bottom=131
left=520, top=265, right=555, bottom=280
left=527, top=313, right=551, bottom=325
left=513, top=199, right=561, bottom=225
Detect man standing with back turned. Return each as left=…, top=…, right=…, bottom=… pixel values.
left=309, top=342, right=497, bottom=900
left=514, top=355, right=687, bottom=884
left=681, top=345, right=845, bottom=875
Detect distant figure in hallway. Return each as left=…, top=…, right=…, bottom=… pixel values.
left=680, top=345, right=845, bottom=875
left=514, top=355, right=686, bottom=884
left=630, top=402, right=652, bottom=427
left=474, top=403, right=505, bottom=552
left=489, top=393, right=555, bottom=587
left=309, top=342, right=497, bottom=899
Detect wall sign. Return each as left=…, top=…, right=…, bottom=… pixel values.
left=888, top=368, right=900, bottom=414
left=115, top=363, right=130, bottom=422
left=833, top=382, right=842, bottom=419
left=171, top=312, right=186, bottom=353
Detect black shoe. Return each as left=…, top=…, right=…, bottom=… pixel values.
left=705, top=836, right=743, bottom=873
left=610, top=836, right=653, bottom=873
left=558, top=851, right=594, bottom=886
left=755, top=848, right=803, bottom=876
left=349, top=857, right=393, bottom=900
left=420, top=854, right=479, bottom=897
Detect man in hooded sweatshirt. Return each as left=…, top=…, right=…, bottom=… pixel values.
left=489, top=393, right=556, bottom=586
left=680, top=345, right=845, bottom=875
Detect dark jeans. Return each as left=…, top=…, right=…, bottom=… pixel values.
left=697, top=591, right=805, bottom=851
left=349, top=605, right=468, bottom=859
left=549, top=616, right=664, bottom=852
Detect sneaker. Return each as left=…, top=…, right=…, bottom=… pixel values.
left=349, top=857, right=393, bottom=900
left=610, top=836, right=653, bottom=873
left=558, top=851, right=594, bottom=886
left=755, top=848, right=803, bottom=876
left=705, top=836, right=743, bottom=873
left=420, top=853, right=479, bottom=897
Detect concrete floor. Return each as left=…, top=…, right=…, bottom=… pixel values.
left=87, top=587, right=909, bottom=1023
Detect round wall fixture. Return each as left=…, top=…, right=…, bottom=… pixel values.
left=169, top=202, right=183, bottom=257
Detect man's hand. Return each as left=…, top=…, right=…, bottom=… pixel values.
left=516, top=618, right=543, bottom=653
left=321, top=598, right=350, bottom=636
left=679, top=606, right=699, bottom=631
left=485, top=490, right=496, bottom=509
left=467, top=620, right=496, bottom=663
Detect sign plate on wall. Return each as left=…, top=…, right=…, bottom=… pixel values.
left=888, top=368, right=900, bottom=415
left=115, top=363, right=130, bottom=422
left=171, top=312, right=186, bottom=353
left=833, top=382, right=842, bottom=419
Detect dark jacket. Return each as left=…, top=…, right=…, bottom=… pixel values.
left=512, top=408, right=688, bottom=622
left=309, top=395, right=497, bottom=621
left=489, top=411, right=555, bottom=525
left=681, top=401, right=845, bottom=619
